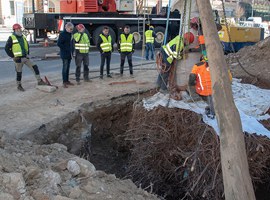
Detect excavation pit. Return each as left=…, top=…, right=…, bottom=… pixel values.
left=22, top=92, right=270, bottom=200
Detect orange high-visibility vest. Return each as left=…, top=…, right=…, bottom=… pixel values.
left=191, top=61, right=233, bottom=96
left=191, top=61, right=212, bottom=96
left=198, top=35, right=205, bottom=45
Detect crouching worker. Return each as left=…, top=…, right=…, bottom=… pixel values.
left=188, top=58, right=215, bottom=118
left=5, top=23, right=46, bottom=91
left=188, top=57, right=232, bottom=119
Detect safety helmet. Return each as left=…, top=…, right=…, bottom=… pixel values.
left=76, top=24, right=85, bottom=31
left=13, top=23, right=22, bottom=30
left=149, top=25, right=154, bottom=30
left=183, top=32, right=195, bottom=44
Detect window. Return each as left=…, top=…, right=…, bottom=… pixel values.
left=10, top=1, right=15, bottom=15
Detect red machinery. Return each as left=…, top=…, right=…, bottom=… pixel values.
left=60, top=0, right=117, bottom=13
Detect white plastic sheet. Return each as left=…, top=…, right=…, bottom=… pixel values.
left=143, top=79, right=270, bottom=137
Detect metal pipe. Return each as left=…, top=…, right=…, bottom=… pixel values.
left=32, top=0, right=37, bottom=43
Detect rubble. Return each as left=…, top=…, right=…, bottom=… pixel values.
left=0, top=138, right=159, bottom=200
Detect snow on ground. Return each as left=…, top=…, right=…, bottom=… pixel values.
left=143, top=79, right=270, bottom=137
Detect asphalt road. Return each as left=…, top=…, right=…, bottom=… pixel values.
left=0, top=47, right=154, bottom=84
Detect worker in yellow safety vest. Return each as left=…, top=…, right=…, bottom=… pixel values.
left=157, top=33, right=194, bottom=93
left=73, top=24, right=91, bottom=84
left=118, top=25, right=135, bottom=77
left=145, top=25, right=156, bottom=60
left=5, top=23, right=46, bottom=91
left=97, top=26, right=114, bottom=79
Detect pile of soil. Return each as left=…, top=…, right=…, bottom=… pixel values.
left=0, top=134, right=159, bottom=200
left=227, top=37, right=270, bottom=89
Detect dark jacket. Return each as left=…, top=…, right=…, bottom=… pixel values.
left=5, top=34, right=29, bottom=58
left=96, top=33, right=114, bottom=53
left=117, top=33, right=135, bottom=51
left=57, top=30, right=73, bottom=59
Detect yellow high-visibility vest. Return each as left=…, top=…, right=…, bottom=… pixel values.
left=100, top=34, right=112, bottom=52
left=162, top=35, right=184, bottom=64
left=11, top=35, right=28, bottom=57
left=145, top=30, right=154, bottom=43
left=120, top=34, right=133, bottom=52
left=74, top=32, right=90, bottom=53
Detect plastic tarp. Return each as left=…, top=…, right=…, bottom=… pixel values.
left=143, top=79, right=270, bottom=137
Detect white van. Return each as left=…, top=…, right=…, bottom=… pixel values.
left=247, top=17, right=262, bottom=24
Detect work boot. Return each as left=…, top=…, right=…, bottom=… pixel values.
left=205, top=106, right=215, bottom=119
left=63, top=83, right=68, bottom=88
left=38, top=79, right=47, bottom=85
left=159, top=88, right=169, bottom=94
left=17, top=84, right=25, bottom=92
left=84, top=78, right=91, bottom=82
left=107, top=74, right=112, bottom=78
left=130, top=74, right=135, bottom=78
left=66, top=81, right=74, bottom=86
left=76, top=81, right=81, bottom=85
left=99, top=75, right=103, bottom=79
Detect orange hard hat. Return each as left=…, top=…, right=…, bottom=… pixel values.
left=13, top=23, right=22, bottom=30
left=76, top=24, right=85, bottom=31
left=184, top=32, right=195, bottom=44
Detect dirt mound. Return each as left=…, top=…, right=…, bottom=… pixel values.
left=0, top=134, right=159, bottom=200
left=124, top=106, right=270, bottom=200
left=227, top=37, right=270, bottom=89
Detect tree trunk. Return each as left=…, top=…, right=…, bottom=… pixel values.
left=195, top=1, right=256, bottom=200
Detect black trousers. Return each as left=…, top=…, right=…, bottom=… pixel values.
left=100, top=52, right=111, bottom=76
left=120, top=52, right=133, bottom=75
left=75, top=53, right=89, bottom=81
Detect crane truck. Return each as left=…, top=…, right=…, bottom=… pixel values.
left=23, top=0, right=181, bottom=49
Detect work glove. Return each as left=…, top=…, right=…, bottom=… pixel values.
left=118, top=49, right=121, bottom=53
left=13, top=57, right=21, bottom=63
left=132, top=49, right=135, bottom=54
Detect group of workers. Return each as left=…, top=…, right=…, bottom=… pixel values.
left=4, top=18, right=227, bottom=118
left=5, top=22, right=156, bottom=89
left=156, top=17, right=230, bottom=119
left=56, top=22, right=138, bottom=87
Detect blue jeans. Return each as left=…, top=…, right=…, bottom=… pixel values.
left=145, top=43, right=154, bottom=60
left=62, top=59, right=71, bottom=83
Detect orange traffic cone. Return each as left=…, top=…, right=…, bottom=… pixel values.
left=44, top=38, right=49, bottom=47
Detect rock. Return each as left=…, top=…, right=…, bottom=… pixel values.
left=36, top=85, right=57, bottom=93
left=51, top=143, right=68, bottom=151
left=71, top=157, right=96, bottom=177
left=24, top=166, right=40, bottom=183
left=69, top=187, right=82, bottom=199
left=67, top=160, right=80, bottom=176
left=43, top=170, right=61, bottom=189
left=0, top=193, right=14, bottom=200
left=2, top=173, right=26, bottom=197
left=53, top=195, right=73, bottom=200
left=23, top=196, right=35, bottom=200
left=32, top=190, right=50, bottom=200
left=53, top=160, right=68, bottom=172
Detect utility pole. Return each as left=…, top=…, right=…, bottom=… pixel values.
left=251, top=0, right=254, bottom=17
left=32, top=0, right=37, bottom=43
left=195, top=0, right=256, bottom=200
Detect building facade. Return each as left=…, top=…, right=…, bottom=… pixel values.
left=0, top=0, right=60, bottom=26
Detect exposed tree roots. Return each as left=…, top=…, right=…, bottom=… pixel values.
left=120, top=106, right=270, bottom=200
